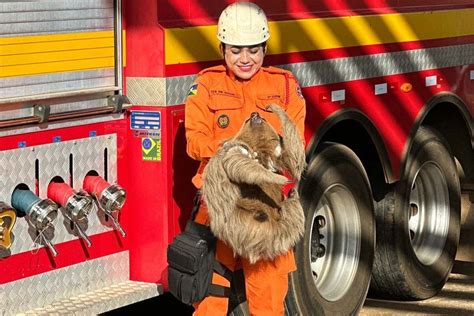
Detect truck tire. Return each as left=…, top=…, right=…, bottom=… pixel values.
left=286, top=143, right=375, bottom=315
left=370, top=126, right=461, bottom=300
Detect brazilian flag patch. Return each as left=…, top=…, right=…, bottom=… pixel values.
left=188, top=83, right=198, bottom=96
left=142, top=137, right=161, bottom=161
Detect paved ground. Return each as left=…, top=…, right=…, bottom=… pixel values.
left=104, top=270, right=474, bottom=315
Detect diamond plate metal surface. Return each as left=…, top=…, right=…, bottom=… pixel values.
left=17, top=281, right=161, bottom=316
left=70, top=135, right=117, bottom=190
left=0, top=251, right=131, bottom=315
left=126, top=77, right=167, bottom=106
left=280, top=43, right=474, bottom=87
left=0, top=135, right=118, bottom=256
left=166, top=75, right=196, bottom=106
left=161, top=43, right=474, bottom=106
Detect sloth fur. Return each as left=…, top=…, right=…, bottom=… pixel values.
left=202, top=104, right=306, bottom=263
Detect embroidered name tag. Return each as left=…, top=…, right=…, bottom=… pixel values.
left=259, top=94, right=281, bottom=100
left=210, top=90, right=239, bottom=98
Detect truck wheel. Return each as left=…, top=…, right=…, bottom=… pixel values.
left=286, top=143, right=375, bottom=315
left=370, top=127, right=460, bottom=299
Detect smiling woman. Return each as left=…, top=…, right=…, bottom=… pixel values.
left=221, top=44, right=266, bottom=80
left=181, top=2, right=306, bottom=316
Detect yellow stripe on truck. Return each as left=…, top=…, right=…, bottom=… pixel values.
left=0, top=31, right=115, bottom=78
left=165, top=8, right=474, bottom=65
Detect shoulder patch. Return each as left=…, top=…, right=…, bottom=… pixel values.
left=187, top=83, right=198, bottom=96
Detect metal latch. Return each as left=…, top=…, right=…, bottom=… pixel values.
left=108, top=95, right=130, bottom=113
left=33, top=104, right=50, bottom=123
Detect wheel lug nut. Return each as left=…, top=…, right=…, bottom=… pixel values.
left=315, top=245, right=326, bottom=258
left=316, top=215, right=326, bottom=228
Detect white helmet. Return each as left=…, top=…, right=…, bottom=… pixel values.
left=217, top=2, right=270, bottom=46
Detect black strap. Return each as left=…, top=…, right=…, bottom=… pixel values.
left=208, top=284, right=231, bottom=297
left=206, top=261, right=233, bottom=298
left=189, top=191, right=233, bottom=298
left=190, top=190, right=202, bottom=221
left=213, top=261, right=233, bottom=282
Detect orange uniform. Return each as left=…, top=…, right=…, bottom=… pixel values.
left=185, top=65, right=306, bottom=316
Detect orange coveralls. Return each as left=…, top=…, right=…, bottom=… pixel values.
left=185, top=65, right=306, bottom=316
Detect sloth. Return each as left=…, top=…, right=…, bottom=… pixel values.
left=202, top=104, right=306, bottom=263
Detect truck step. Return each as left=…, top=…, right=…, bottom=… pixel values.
left=17, top=281, right=162, bottom=315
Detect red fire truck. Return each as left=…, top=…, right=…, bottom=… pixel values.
left=1, top=0, right=473, bottom=314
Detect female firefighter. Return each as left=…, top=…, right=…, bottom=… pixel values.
left=184, top=2, right=306, bottom=315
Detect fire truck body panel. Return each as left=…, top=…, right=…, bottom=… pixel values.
left=126, top=0, right=474, bottom=179
left=1, top=0, right=473, bottom=314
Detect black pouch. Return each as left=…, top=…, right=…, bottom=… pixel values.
left=167, top=192, right=232, bottom=305
left=167, top=220, right=216, bottom=305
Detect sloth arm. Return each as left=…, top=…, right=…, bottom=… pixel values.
left=267, top=102, right=306, bottom=181
left=222, top=152, right=288, bottom=185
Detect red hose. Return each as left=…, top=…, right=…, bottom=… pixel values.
left=48, top=182, right=75, bottom=206
left=83, top=175, right=110, bottom=198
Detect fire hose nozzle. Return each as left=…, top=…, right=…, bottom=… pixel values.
left=83, top=176, right=126, bottom=237
left=100, top=184, right=126, bottom=213
left=11, top=188, right=59, bottom=256
left=12, top=188, right=58, bottom=231
left=64, top=193, right=94, bottom=222
left=48, top=182, right=94, bottom=247
left=30, top=199, right=58, bottom=230
left=83, top=176, right=126, bottom=213
left=48, top=182, right=95, bottom=221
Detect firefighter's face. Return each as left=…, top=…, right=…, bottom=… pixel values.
left=222, top=44, right=266, bottom=80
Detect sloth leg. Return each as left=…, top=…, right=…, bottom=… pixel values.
left=279, top=190, right=304, bottom=225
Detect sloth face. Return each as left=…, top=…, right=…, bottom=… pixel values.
left=234, top=112, right=283, bottom=172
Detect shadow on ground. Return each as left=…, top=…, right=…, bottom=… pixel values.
left=101, top=293, right=194, bottom=315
